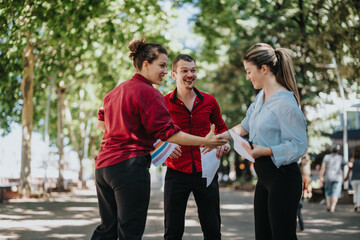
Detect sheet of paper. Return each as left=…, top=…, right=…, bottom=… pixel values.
left=201, top=148, right=220, bottom=187
left=228, top=130, right=255, bottom=163
left=151, top=141, right=177, bottom=167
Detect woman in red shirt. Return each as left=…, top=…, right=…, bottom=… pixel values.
left=91, top=39, right=226, bottom=240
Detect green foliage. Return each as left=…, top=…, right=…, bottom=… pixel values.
left=0, top=0, right=172, bottom=158
left=1, top=0, right=359, bottom=158
left=178, top=0, right=360, bottom=132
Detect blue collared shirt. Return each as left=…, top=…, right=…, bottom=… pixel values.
left=241, top=90, right=307, bottom=168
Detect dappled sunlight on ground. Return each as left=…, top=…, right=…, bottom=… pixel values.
left=47, top=234, right=86, bottom=239
left=63, top=206, right=96, bottom=212
left=147, top=208, right=163, bottom=214
left=142, top=232, right=164, bottom=238
left=0, top=185, right=359, bottom=239
left=295, top=201, right=360, bottom=239
left=221, top=203, right=253, bottom=210
left=0, top=189, right=100, bottom=239
left=9, top=208, right=54, bottom=216
left=0, top=234, right=20, bottom=239
left=1, top=218, right=99, bottom=231
left=184, top=219, right=201, bottom=227
left=146, top=215, right=165, bottom=221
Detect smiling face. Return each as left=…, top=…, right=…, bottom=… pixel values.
left=171, top=59, right=197, bottom=90
left=143, top=53, right=168, bottom=85
left=243, top=60, right=266, bottom=90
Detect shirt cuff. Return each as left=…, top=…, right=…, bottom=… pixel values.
left=98, top=109, right=104, bottom=121
left=157, top=124, right=181, bottom=142
left=270, top=145, right=283, bottom=168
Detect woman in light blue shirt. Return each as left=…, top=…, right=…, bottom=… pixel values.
left=219, top=43, right=307, bottom=240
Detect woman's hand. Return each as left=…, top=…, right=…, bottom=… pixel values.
left=169, top=145, right=182, bottom=159
left=216, top=142, right=231, bottom=159
left=241, top=142, right=272, bottom=159
left=201, top=142, right=231, bottom=159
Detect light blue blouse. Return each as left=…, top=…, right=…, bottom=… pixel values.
left=241, top=90, right=307, bottom=168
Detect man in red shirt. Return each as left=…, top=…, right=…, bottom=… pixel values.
left=163, top=54, right=230, bottom=240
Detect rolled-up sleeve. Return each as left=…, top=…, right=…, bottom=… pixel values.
left=140, top=91, right=180, bottom=141
left=271, top=104, right=308, bottom=168
left=98, top=108, right=104, bottom=121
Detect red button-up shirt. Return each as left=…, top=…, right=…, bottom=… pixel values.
left=95, top=74, right=180, bottom=169
left=164, top=88, right=228, bottom=173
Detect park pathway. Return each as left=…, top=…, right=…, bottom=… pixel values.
left=0, top=177, right=359, bottom=239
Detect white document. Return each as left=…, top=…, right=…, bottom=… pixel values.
left=201, top=148, right=220, bottom=187
left=151, top=140, right=177, bottom=167
left=228, top=130, right=255, bottom=163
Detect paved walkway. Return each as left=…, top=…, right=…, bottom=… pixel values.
left=0, top=180, right=359, bottom=240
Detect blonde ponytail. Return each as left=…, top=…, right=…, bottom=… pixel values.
left=244, top=43, right=300, bottom=105
left=274, top=48, right=300, bottom=105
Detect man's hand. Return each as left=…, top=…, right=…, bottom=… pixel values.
left=201, top=146, right=215, bottom=154
left=204, top=124, right=228, bottom=148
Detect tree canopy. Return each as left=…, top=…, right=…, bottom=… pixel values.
left=0, top=0, right=359, bottom=190
left=178, top=0, right=359, bottom=151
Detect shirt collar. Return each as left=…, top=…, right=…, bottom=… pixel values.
left=170, top=87, right=204, bottom=102
left=133, top=73, right=153, bottom=86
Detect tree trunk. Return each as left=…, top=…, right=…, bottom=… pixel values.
left=56, top=83, right=66, bottom=191
left=64, top=100, right=83, bottom=188
left=19, top=34, right=34, bottom=197
left=90, top=136, right=97, bottom=180
left=78, top=90, right=86, bottom=188
left=43, top=75, right=55, bottom=194
left=81, top=113, right=93, bottom=188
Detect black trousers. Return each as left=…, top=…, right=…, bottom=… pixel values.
left=254, top=156, right=302, bottom=240
left=91, top=155, right=151, bottom=240
left=164, top=167, right=221, bottom=240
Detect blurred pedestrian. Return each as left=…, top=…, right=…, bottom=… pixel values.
left=345, top=146, right=360, bottom=212
left=92, top=39, right=226, bottom=240
left=218, top=43, right=307, bottom=240
left=314, top=144, right=331, bottom=171
left=300, top=153, right=312, bottom=199
left=319, top=144, right=346, bottom=213
left=297, top=153, right=311, bottom=231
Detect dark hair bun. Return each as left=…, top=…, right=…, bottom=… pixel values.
left=127, top=38, right=167, bottom=71
left=128, top=39, right=147, bottom=60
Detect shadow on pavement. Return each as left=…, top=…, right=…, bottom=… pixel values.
left=1, top=186, right=359, bottom=240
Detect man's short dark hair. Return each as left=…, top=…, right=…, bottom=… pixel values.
left=331, top=144, right=341, bottom=153
left=172, top=54, right=196, bottom=72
